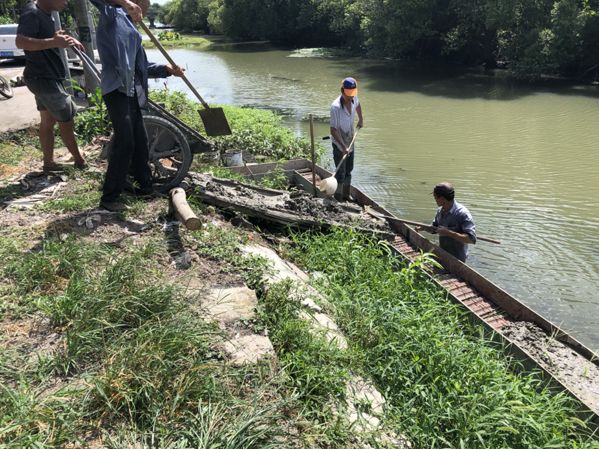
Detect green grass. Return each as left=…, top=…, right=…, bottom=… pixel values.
left=38, top=171, right=103, bottom=213
left=0, top=381, right=84, bottom=448
left=0, top=234, right=295, bottom=447
left=143, top=33, right=212, bottom=50
left=286, top=228, right=599, bottom=448
left=256, top=281, right=357, bottom=447
left=190, top=223, right=271, bottom=289
left=0, top=129, right=39, bottom=167
left=149, top=88, right=323, bottom=162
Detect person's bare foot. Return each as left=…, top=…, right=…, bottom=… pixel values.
left=42, top=161, right=63, bottom=173
left=74, top=158, right=87, bottom=170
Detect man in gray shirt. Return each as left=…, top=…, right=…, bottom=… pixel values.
left=16, top=0, right=87, bottom=172
left=429, top=182, right=476, bottom=262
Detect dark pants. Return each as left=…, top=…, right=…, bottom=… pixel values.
left=332, top=143, right=354, bottom=186
left=101, top=90, right=152, bottom=203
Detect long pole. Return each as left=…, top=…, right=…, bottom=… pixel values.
left=366, top=210, right=501, bottom=245
left=51, top=11, right=72, bottom=94
left=73, top=0, right=99, bottom=92
left=309, top=114, right=316, bottom=197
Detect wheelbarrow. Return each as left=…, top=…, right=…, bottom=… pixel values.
left=74, top=47, right=215, bottom=192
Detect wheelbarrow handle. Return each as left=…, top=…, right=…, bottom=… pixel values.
left=139, top=22, right=211, bottom=110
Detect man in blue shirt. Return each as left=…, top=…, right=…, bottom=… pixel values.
left=429, top=182, right=476, bottom=262
left=90, top=0, right=184, bottom=211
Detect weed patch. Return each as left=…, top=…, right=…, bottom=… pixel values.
left=287, top=228, right=599, bottom=448
left=39, top=172, right=103, bottom=213
left=190, top=223, right=271, bottom=289
left=149, top=89, right=322, bottom=162
left=0, top=382, right=84, bottom=447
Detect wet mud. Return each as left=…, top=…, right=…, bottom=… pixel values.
left=502, top=321, right=599, bottom=414
left=194, top=174, right=394, bottom=234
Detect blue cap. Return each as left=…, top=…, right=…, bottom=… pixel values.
left=341, top=77, right=358, bottom=96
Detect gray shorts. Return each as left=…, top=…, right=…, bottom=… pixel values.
left=24, top=78, right=76, bottom=123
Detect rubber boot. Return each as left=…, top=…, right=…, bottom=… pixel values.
left=342, top=183, right=352, bottom=202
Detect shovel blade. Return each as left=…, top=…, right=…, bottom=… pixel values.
left=198, top=107, right=232, bottom=137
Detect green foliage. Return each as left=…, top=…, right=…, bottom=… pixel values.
left=0, top=15, right=14, bottom=24
left=159, top=0, right=213, bottom=33
left=149, top=89, right=314, bottom=161
left=0, top=382, right=83, bottom=448
left=158, top=30, right=181, bottom=41
left=190, top=223, right=271, bottom=289
left=287, top=228, right=599, bottom=448
left=3, top=235, right=105, bottom=297
left=159, top=0, right=599, bottom=79
left=258, top=281, right=351, bottom=411
left=0, top=129, right=39, bottom=167
left=74, top=87, right=111, bottom=144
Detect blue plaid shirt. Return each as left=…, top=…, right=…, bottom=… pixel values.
left=89, top=0, right=169, bottom=107
left=433, top=201, right=476, bottom=262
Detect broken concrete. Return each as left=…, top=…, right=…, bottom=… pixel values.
left=189, top=173, right=395, bottom=235
left=204, top=286, right=258, bottom=324
left=241, top=242, right=410, bottom=447
left=223, top=334, right=275, bottom=366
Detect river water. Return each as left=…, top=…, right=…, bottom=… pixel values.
left=146, top=44, right=599, bottom=352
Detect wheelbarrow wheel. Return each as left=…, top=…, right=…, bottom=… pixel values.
left=144, top=115, right=192, bottom=192
left=0, top=75, right=14, bottom=99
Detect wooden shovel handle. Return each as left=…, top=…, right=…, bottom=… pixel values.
left=139, top=21, right=211, bottom=110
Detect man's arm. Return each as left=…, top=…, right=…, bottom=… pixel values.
left=89, top=0, right=142, bottom=22
left=16, top=30, right=83, bottom=51
left=146, top=62, right=184, bottom=79
left=437, top=212, right=476, bottom=244
left=356, top=103, right=363, bottom=129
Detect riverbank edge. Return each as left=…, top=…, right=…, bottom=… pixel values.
left=1, top=117, right=599, bottom=446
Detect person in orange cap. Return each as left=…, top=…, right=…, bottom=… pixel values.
left=329, top=76, right=363, bottom=201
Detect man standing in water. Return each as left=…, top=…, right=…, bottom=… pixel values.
left=425, top=182, right=477, bottom=262
left=16, top=0, right=87, bottom=172
left=330, top=77, right=363, bottom=201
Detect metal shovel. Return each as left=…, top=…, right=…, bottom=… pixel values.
left=139, top=22, right=232, bottom=137
left=319, top=129, right=359, bottom=196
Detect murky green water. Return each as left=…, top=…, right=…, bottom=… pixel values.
left=147, top=44, right=599, bottom=352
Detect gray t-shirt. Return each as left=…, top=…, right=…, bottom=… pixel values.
left=17, top=1, right=66, bottom=80
left=433, top=200, right=476, bottom=262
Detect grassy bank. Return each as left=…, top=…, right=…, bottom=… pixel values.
left=0, top=206, right=295, bottom=446
left=284, top=229, right=599, bottom=448
left=2, top=84, right=597, bottom=447
left=142, top=32, right=212, bottom=50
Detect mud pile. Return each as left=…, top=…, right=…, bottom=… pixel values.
left=194, top=174, right=394, bottom=234
left=503, top=321, right=599, bottom=414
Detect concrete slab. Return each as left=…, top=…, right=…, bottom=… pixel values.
left=204, top=285, right=258, bottom=324
left=223, top=334, right=274, bottom=366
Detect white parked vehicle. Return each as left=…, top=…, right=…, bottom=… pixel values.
left=0, top=24, right=25, bottom=59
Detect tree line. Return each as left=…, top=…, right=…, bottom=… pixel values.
left=156, top=0, right=599, bottom=80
